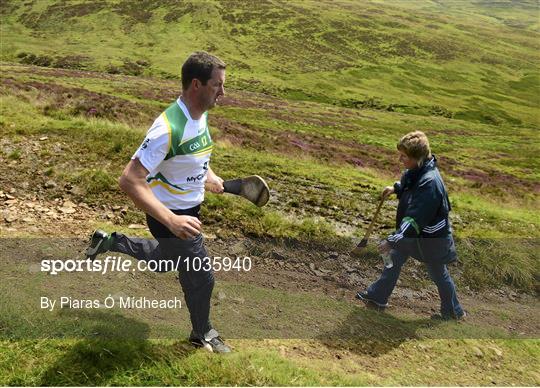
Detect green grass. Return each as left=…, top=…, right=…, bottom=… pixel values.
left=0, top=339, right=370, bottom=386
left=2, top=338, right=539, bottom=386
left=67, top=168, right=117, bottom=195
left=7, top=148, right=21, bottom=160
left=1, top=271, right=539, bottom=385
left=1, top=238, right=539, bottom=384
left=2, top=63, right=538, bottom=200
left=1, top=0, right=539, bottom=126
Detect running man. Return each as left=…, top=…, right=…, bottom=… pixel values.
left=86, top=52, right=230, bottom=353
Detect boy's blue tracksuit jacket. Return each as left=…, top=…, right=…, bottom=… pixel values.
left=387, top=156, right=457, bottom=264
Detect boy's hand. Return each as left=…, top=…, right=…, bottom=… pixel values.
left=377, top=240, right=391, bottom=255
left=382, top=186, right=394, bottom=198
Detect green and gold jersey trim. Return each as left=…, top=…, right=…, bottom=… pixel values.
left=162, top=102, right=213, bottom=160
left=146, top=172, right=193, bottom=195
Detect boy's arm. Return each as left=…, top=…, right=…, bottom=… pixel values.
left=386, top=177, right=440, bottom=250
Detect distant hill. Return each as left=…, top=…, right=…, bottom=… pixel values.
left=1, top=0, right=538, bottom=126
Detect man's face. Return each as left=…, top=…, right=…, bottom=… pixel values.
left=198, top=67, right=225, bottom=110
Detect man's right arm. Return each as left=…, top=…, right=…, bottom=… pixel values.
left=118, top=158, right=202, bottom=239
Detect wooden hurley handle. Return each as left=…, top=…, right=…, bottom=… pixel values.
left=362, top=195, right=386, bottom=242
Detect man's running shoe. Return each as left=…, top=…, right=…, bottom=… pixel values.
left=190, top=329, right=231, bottom=353
left=86, top=230, right=111, bottom=261
left=355, top=291, right=389, bottom=309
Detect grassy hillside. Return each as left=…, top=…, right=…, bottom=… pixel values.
left=1, top=61, right=539, bottom=384
left=1, top=63, right=538, bottom=289
left=1, top=0, right=539, bottom=126
left=0, top=0, right=539, bottom=386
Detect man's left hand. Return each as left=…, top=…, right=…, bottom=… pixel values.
left=205, top=174, right=224, bottom=194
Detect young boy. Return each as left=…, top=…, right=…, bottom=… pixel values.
left=357, top=131, right=465, bottom=320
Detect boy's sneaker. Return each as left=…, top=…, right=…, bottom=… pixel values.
left=86, top=230, right=111, bottom=261
left=355, top=291, right=389, bottom=309
left=431, top=311, right=467, bottom=321
left=190, top=329, right=231, bottom=353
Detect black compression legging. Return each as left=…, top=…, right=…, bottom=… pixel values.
left=110, top=205, right=214, bottom=338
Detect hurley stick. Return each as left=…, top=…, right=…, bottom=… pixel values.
left=350, top=195, right=386, bottom=256
left=223, top=175, right=270, bottom=207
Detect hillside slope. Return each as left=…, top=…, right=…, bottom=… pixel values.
left=0, top=0, right=539, bottom=386
left=1, top=0, right=539, bottom=126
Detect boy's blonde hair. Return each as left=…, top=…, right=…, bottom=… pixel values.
left=397, top=131, right=432, bottom=165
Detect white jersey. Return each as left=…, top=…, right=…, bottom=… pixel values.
left=132, top=98, right=213, bottom=209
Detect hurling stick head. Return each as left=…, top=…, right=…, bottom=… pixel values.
left=223, top=175, right=270, bottom=207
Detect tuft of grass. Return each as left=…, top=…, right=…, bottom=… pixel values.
left=203, top=194, right=348, bottom=246
left=8, top=149, right=21, bottom=160
left=68, top=168, right=117, bottom=195
left=458, top=238, right=540, bottom=292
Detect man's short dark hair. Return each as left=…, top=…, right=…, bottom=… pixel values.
left=181, top=51, right=226, bottom=91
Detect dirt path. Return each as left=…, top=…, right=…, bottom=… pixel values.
left=2, top=199, right=538, bottom=337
